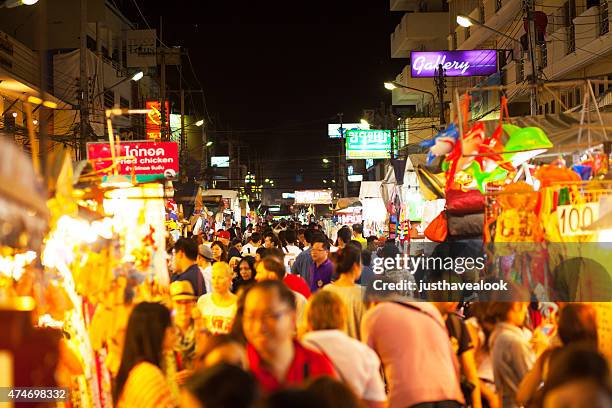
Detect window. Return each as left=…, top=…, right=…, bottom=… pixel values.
left=496, top=0, right=503, bottom=12
left=568, top=92, right=574, bottom=107
left=561, top=93, right=567, bottom=108
left=545, top=103, right=549, bottom=114
left=120, top=96, right=129, bottom=109
left=551, top=100, right=556, bottom=113
left=539, top=105, right=543, bottom=115
left=104, top=89, right=114, bottom=108
left=599, top=83, right=605, bottom=95
left=575, top=88, right=581, bottom=105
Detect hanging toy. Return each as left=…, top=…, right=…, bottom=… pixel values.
left=420, top=123, right=459, bottom=165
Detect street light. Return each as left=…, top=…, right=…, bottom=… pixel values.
left=1, top=0, right=39, bottom=7
left=131, top=71, right=144, bottom=81
left=360, top=118, right=369, bottom=126
left=92, top=71, right=144, bottom=99
left=455, top=15, right=521, bottom=46
left=383, top=81, right=435, bottom=99
left=205, top=141, right=213, bottom=147
left=384, top=82, right=397, bottom=90
left=323, top=179, right=327, bottom=184
left=195, top=119, right=204, bottom=127
left=322, top=158, right=330, bottom=164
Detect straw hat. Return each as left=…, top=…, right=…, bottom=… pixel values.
left=170, top=281, right=197, bottom=301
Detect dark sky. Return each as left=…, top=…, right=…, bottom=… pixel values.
left=120, top=0, right=405, bottom=190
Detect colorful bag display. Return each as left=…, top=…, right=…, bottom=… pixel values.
left=424, top=211, right=448, bottom=242
left=446, top=188, right=485, bottom=215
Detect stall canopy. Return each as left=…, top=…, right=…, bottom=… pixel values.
left=334, top=197, right=361, bottom=211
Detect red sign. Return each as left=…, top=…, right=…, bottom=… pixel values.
left=87, top=141, right=179, bottom=179
left=146, top=101, right=170, bottom=140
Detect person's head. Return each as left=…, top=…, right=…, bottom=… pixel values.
left=217, top=230, right=231, bottom=247
left=558, top=303, right=598, bottom=347
left=306, top=376, right=363, bottom=408
left=173, top=237, right=199, bottom=273
left=278, top=230, right=288, bottom=247
left=255, top=246, right=267, bottom=264
left=114, top=302, right=173, bottom=401
left=211, top=262, right=233, bottom=295
left=263, top=247, right=285, bottom=263
left=247, top=223, right=253, bottom=232
left=211, top=241, right=228, bottom=262
left=197, top=334, right=248, bottom=370
left=255, top=256, right=286, bottom=282
left=304, top=229, right=315, bottom=246
left=366, top=236, right=378, bottom=252
left=197, top=244, right=214, bottom=267
left=170, top=281, right=197, bottom=325
left=305, top=290, right=346, bottom=333
left=539, top=344, right=611, bottom=408
left=259, top=389, right=327, bottom=408
left=242, top=280, right=297, bottom=356
left=336, top=227, right=352, bottom=248
left=352, top=223, right=363, bottom=237
left=231, top=238, right=242, bottom=251
left=263, top=232, right=277, bottom=249
left=310, top=234, right=330, bottom=265
left=285, top=229, right=297, bottom=245
left=297, top=229, right=307, bottom=245
left=488, top=302, right=529, bottom=326
left=237, top=256, right=256, bottom=282
left=332, top=245, right=361, bottom=281
left=183, top=363, right=259, bottom=408
left=361, top=249, right=372, bottom=267
left=250, top=232, right=262, bottom=245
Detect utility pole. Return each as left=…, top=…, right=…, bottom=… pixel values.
left=160, top=17, right=167, bottom=140
left=435, top=64, right=446, bottom=125
left=180, top=88, right=186, bottom=177
left=524, top=0, right=539, bottom=116
left=338, top=112, right=348, bottom=198
left=79, top=0, right=89, bottom=160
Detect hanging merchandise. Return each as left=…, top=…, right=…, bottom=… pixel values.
left=501, top=124, right=553, bottom=167
left=424, top=211, right=448, bottom=242
left=416, top=165, right=446, bottom=200
left=446, top=188, right=485, bottom=215
left=420, top=123, right=459, bottom=165
left=536, top=164, right=581, bottom=188
left=447, top=212, right=485, bottom=237
left=493, top=182, right=543, bottom=243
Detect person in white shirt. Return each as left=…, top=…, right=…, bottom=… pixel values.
left=241, top=232, right=262, bottom=256
left=197, top=244, right=214, bottom=294
left=279, top=229, right=302, bottom=268
left=301, top=291, right=386, bottom=408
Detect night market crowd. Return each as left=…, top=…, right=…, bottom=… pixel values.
left=112, top=220, right=612, bottom=408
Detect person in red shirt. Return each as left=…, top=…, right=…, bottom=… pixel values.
left=242, top=280, right=336, bottom=393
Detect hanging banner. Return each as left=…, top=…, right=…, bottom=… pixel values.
left=87, top=141, right=179, bottom=182
left=410, top=50, right=498, bottom=77
left=294, top=190, right=333, bottom=205
left=146, top=101, right=170, bottom=140
left=346, top=129, right=393, bottom=159
left=126, top=29, right=157, bottom=67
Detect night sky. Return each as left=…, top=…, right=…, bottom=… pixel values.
left=120, top=0, right=405, bottom=190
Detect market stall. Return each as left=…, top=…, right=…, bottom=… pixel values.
left=359, top=181, right=388, bottom=237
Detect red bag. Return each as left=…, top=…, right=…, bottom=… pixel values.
left=446, top=188, right=485, bottom=215
left=424, top=211, right=448, bottom=242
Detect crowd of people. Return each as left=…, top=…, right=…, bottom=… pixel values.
left=111, top=219, right=612, bottom=408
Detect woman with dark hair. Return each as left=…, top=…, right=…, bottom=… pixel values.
left=516, top=303, right=598, bottom=407
left=211, top=240, right=228, bottom=263
left=323, top=245, right=365, bottom=339
left=183, top=363, right=259, bottom=408
left=114, top=302, right=175, bottom=408
left=233, top=256, right=257, bottom=294
left=228, top=238, right=243, bottom=260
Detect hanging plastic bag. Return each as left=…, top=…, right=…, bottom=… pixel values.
left=424, top=211, right=448, bottom=242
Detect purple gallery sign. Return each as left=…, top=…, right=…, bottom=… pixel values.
left=410, top=50, right=498, bottom=78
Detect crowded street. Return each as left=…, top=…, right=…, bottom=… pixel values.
left=1, top=0, right=612, bottom=407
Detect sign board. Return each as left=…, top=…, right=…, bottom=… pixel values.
left=211, top=156, right=230, bottom=167
left=328, top=122, right=370, bottom=138
left=146, top=101, right=170, bottom=140
left=295, top=190, right=333, bottom=205
left=126, top=29, right=157, bottom=67
left=410, top=50, right=497, bottom=78
left=169, top=114, right=181, bottom=143
left=282, top=192, right=296, bottom=199
left=557, top=202, right=599, bottom=236
left=348, top=174, right=363, bottom=182
left=366, top=159, right=375, bottom=169
left=87, top=141, right=179, bottom=182
left=346, top=129, right=392, bottom=159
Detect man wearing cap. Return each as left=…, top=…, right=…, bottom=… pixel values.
left=197, top=244, right=214, bottom=294
left=170, top=281, right=198, bottom=377
left=172, top=238, right=206, bottom=297
left=216, top=230, right=231, bottom=247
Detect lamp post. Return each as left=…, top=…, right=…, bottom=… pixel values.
left=456, top=14, right=538, bottom=116
left=92, top=71, right=144, bottom=100
left=384, top=81, right=437, bottom=119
